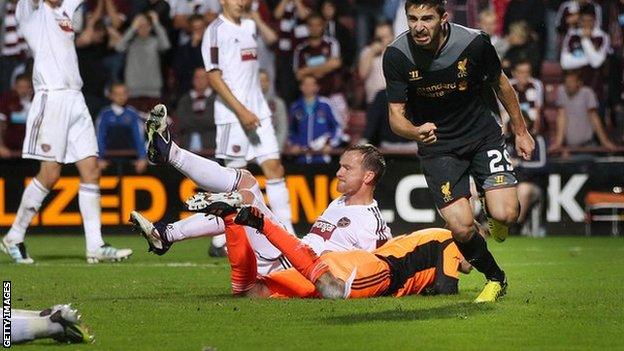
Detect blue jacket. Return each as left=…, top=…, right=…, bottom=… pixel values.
left=96, top=105, right=147, bottom=159
left=289, top=97, right=340, bottom=164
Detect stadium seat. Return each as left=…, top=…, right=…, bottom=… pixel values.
left=584, top=191, right=624, bottom=236
left=541, top=62, right=563, bottom=84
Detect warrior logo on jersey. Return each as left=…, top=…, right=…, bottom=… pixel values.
left=56, top=12, right=74, bottom=33
left=310, top=220, right=336, bottom=240
left=337, top=217, right=351, bottom=228
left=240, top=48, right=258, bottom=61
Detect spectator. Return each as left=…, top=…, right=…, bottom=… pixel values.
left=478, top=9, right=509, bottom=59
left=0, top=74, right=32, bottom=158
left=502, top=21, right=541, bottom=76
left=173, top=15, right=207, bottom=95
left=174, top=68, right=216, bottom=152
left=319, top=0, right=355, bottom=67
left=0, top=0, right=28, bottom=94
left=393, top=0, right=407, bottom=37
left=87, top=0, right=130, bottom=30
left=508, top=60, right=544, bottom=134
left=503, top=0, right=546, bottom=41
left=294, top=13, right=347, bottom=127
left=76, top=10, right=114, bottom=119
left=260, top=69, right=288, bottom=151
left=132, top=0, right=172, bottom=29
left=556, top=0, right=602, bottom=34
left=288, top=75, right=340, bottom=164
left=96, top=83, right=148, bottom=174
left=354, top=0, right=383, bottom=53
left=550, top=70, right=617, bottom=152
left=115, top=12, right=171, bottom=112
left=560, top=5, right=609, bottom=102
left=171, top=0, right=221, bottom=41
left=358, top=22, right=393, bottom=106
left=273, top=0, right=313, bottom=105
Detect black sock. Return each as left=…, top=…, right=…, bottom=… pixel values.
left=454, top=231, right=505, bottom=282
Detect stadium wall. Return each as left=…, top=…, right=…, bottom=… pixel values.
left=0, top=157, right=622, bottom=235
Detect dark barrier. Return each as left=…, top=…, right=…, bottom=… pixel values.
left=0, top=156, right=623, bottom=235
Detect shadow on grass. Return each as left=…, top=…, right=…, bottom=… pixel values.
left=321, top=302, right=492, bottom=324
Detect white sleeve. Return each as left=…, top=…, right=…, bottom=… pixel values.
left=581, top=35, right=609, bottom=68
left=16, top=0, right=41, bottom=23
left=62, top=0, right=85, bottom=16
left=560, top=34, right=589, bottom=70
left=300, top=233, right=326, bottom=256
left=201, top=26, right=220, bottom=71
left=535, top=79, right=544, bottom=107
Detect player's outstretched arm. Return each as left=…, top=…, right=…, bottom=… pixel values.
left=494, top=72, right=535, bottom=159
left=206, top=70, right=261, bottom=131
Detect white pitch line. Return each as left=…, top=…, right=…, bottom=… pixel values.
left=27, top=262, right=226, bottom=268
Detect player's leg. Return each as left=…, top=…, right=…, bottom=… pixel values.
left=251, top=118, right=294, bottom=233
left=1, top=161, right=60, bottom=264
left=421, top=155, right=506, bottom=302
left=258, top=158, right=295, bottom=233
left=146, top=104, right=242, bottom=193
left=2, top=91, right=61, bottom=263
left=69, top=93, right=132, bottom=263
left=10, top=305, right=92, bottom=344
left=472, top=137, right=519, bottom=242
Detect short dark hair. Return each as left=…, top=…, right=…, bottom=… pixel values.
left=14, top=73, right=31, bottom=83
left=306, top=12, right=325, bottom=24
left=344, top=144, right=386, bottom=185
left=579, top=4, right=596, bottom=18
left=512, top=59, right=533, bottom=71
left=405, top=0, right=447, bottom=17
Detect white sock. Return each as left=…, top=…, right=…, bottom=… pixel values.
left=211, top=234, right=226, bottom=248
left=168, top=142, right=240, bottom=192
left=79, top=183, right=105, bottom=252
left=10, top=312, right=63, bottom=343
left=165, top=214, right=225, bottom=242
left=6, top=178, right=49, bottom=244
left=265, top=178, right=294, bottom=233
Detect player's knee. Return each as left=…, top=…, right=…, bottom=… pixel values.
left=491, top=202, right=519, bottom=225
left=315, top=272, right=345, bottom=299
left=261, top=159, right=284, bottom=179
left=36, top=166, right=61, bottom=189
left=236, top=170, right=258, bottom=190
left=445, top=216, right=475, bottom=243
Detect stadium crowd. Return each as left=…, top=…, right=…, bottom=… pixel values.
left=1, top=0, right=624, bottom=159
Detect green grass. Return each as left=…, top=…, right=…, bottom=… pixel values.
left=2, top=235, right=624, bottom=351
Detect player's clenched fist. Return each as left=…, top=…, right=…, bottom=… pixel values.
left=238, top=109, right=261, bottom=131
left=416, top=122, right=437, bottom=144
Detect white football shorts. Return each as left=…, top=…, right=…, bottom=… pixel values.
left=215, top=118, right=280, bottom=167
left=22, top=90, right=98, bottom=164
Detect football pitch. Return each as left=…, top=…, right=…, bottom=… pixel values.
left=2, top=234, right=623, bottom=351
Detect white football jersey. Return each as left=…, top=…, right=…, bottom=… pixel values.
left=201, top=14, right=271, bottom=124
left=16, top=0, right=84, bottom=92
left=301, top=196, right=392, bottom=255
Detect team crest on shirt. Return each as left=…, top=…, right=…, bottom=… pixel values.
left=41, top=144, right=51, bottom=153
left=310, top=220, right=336, bottom=240
left=441, top=181, right=452, bottom=203
left=56, top=12, right=74, bottom=33
left=232, top=145, right=241, bottom=153
left=240, top=48, right=258, bottom=61
left=457, top=58, right=468, bottom=78
left=337, top=217, right=351, bottom=228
